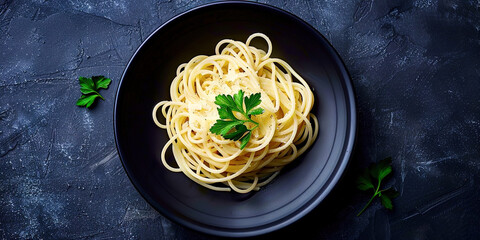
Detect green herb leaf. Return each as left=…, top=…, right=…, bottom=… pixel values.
left=210, top=90, right=263, bottom=149
left=79, top=77, right=96, bottom=95
left=357, top=157, right=399, bottom=216
left=378, top=165, right=392, bottom=182
left=77, top=75, right=111, bottom=108
left=217, top=106, right=238, bottom=121
left=209, top=120, right=242, bottom=136
left=240, top=131, right=251, bottom=149
left=248, top=107, right=264, bottom=116
left=370, top=157, right=392, bottom=182
left=380, top=194, right=393, bottom=209
left=378, top=157, right=393, bottom=181
left=93, top=76, right=112, bottom=89
left=215, top=94, right=239, bottom=112
left=233, top=90, right=244, bottom=112
left=356, top=169, right=374, bottom=191
left=223, top=124, right=248, bottom=141
left=76, top=94, right=100, bottom=108
left=244, top=92, right=262, bottom=114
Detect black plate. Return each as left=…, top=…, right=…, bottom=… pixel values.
left=114, top=1, right=356, bottom=237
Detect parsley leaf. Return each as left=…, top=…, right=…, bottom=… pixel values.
left=245, top=92, right=262, bottom=115
left=214, top=94, right=239, bottom=112
left=379, top=194, right=393, bottom=210
left=94, top=76, right=111, bottom=89
left=76, top=94, right=101, bottom=108
left=76, top=76, right=111, bottom=108
left=356, top=157, right=399, bottom=216
left=370, top=157, right=393, bottom=182
left=234, top=89, right=244, bottom=111
left=210, top=120, right=243, bottom=136
left=210, top=90, right=264, bottom=149
left=224, top=124, right=247, bottom=141
left=217, top=106, right=237, bottom=121
left=248, top=108, right=264, bottom=116
left=79, top=77, right=96, bottom=95
left=356, top=169, right=374, bottom=191
left=240, top=131, right=252, bottom=149
left=379, top=188, right=399, bottom=210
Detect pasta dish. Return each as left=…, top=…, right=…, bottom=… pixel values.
left=153, top=33, right=318, bottom=193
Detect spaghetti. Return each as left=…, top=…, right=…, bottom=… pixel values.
left=153, top=33, right=318, bottom=193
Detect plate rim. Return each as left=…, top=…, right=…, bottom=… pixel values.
left=113, top=0, right=357, bottom=237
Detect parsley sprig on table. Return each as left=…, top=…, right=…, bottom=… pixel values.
left=209, top=90, right=264, bottom=149
left=76, top=76, right=112, bottom=108
left=356, top=157, right=399, bottom=216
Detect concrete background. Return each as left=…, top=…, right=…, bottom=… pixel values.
left=0, top=0, right=479, bottom=239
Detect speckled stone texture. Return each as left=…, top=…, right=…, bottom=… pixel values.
left=0, top=0, right=479, bottom=239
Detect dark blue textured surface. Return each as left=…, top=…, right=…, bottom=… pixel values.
left=0, top=0, right=479, bottom=239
